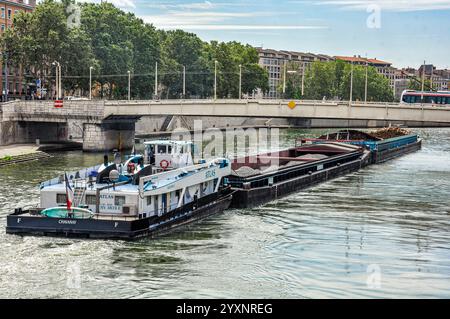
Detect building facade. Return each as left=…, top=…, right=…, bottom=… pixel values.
left=257, top=47, right=333, bottom=99
left=0, top=0, right=36, bottom=101
left=335, top=55, right=397, bottom=90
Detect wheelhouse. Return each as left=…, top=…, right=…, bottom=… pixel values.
left=143, top=140, right=198, bottom=170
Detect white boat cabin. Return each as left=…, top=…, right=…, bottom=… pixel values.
left=39, top=153, right=231, bottom=219
left=144, top=140, right=197, bottom=170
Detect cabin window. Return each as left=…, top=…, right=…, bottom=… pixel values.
left=157, top=145, right=167, bottom=154
left=86, top=195, right=97, bottom=205
left=56, top=194, right=67, bottom=204
left=114, top=196, right=126, bottom=206
left=146, top=196, right=152, bottom=206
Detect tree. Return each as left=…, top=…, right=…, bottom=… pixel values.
left=1, top=0, right=97, bottom=98
left=302, top=60, right=394, bottom=102
left=1, top=0, right=269, bottom=100
left=80, top=2, right=159, bottom=99
left=159, top=30, right=209, bottom=98
left=206, top=41, right=268, bottom=98
left=408, top=78, right=433, bottom=91
left=303, top=61, right=336, bottom=100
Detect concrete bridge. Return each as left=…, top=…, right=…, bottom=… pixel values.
left=1, top=99, right=449, bottom=151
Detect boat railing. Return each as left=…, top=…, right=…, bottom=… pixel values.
left=40, top=164, right=102, bottom=189
left=91, top=213, right=138, bottom=221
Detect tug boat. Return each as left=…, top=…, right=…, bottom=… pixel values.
left=6, top=141, right=233, bottom=239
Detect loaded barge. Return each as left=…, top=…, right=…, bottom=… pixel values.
left=298, top=128, right=422, bottom=164
left=6, top=141, right=233, bottom=239
left=229, top=128, right=421, bottom=209
left=6, top=128, right=422, bottom=238
left=228, top=142, right=371, bottom=208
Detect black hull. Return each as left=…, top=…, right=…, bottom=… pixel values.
left=372, top=140, right=422, bottom=164
left=6, top=189, right=234, bottom=240
left=231, top=152, right=370, bottom=209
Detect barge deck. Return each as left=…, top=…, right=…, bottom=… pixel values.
left=228, top=143, right=371, bottom=209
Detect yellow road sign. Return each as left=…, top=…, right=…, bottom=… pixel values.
left=288, top=101, right=296, bottom=109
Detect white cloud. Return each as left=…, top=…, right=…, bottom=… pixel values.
left=316, top=0, right=450, bottom=11
left=76, top=0, right=136, bottom=9
left=157, top=24, right=328, bottom=31
left=142, top=1, right=213, bottom=10
left=142, top=9, right=326, bottom=31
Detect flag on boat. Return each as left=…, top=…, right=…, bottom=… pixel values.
left=64, top=173, right=74, bottom=210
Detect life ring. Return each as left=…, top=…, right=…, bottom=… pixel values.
left=160, top=159, right=170, bottom=170
left=127, top=162, right=136, bottom=174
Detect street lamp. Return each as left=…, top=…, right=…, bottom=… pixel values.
left=89, top=66, right=94, bottom=100
left=214, top=60, right=218, bottom=100
left=155, top=61, right=158, bottom=99
left=421, top=60, right=426, bottom=103
left=364, top=56, right=368, bottom=104
left=127, top=70, right=131, bottom=101
left=301, top=62, right=305, bottom=97
left=349, top=61, right=354, bottom=106
left=239, top=64, right=242, bottom=99
left=4, top=52, right=8, bottom=101
left=52, top=61, right=61, bottom=100
left=183, top=65, right=186, bottom=98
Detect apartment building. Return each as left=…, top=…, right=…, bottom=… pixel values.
left=335, top=55, right=397, bottom=89
left=257, top=47, right=333, bottom=99
left=0, top=0, right=36, bottom=100
left=418, top=65, right=449, bottom=91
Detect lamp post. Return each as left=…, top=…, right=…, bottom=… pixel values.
left=421, top=60, right=426, bottom=103
left=127, top=70, right=131, bottom=100
left=364, top=58, right=368, bottom=104
left=155, top=62, right=158, bottom=99
left=52, top=61, right=61, bottom=100
left=89, top=66, right=93, bottom=100
left=349, top=61, right=354, bottom=106
left=183, top=65, right=186, bottom=98
left=301, top=62, right=305, bottom=97
left=214, top=60, right=218, bottom=100
left=282, top=61, right=287, bottom=97
left=239, top=64, right=242, bottom=99
left=4, top=52, right=8, bottom=102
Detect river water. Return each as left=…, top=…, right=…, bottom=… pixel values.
left=0, top=128, right=449, bottom=298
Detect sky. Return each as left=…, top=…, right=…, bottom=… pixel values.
left=82, top=0, right=450, bottom=69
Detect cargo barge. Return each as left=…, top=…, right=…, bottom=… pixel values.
left=229, top=128, right=422, bottom=209
left=298, top=128, right=422, bottom=164
left=228, top=143, right=371, bottom=209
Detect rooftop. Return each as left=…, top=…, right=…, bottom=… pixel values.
left=335, top=56, right=392, bottom=66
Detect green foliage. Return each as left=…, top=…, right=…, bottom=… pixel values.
left=408, top=78, right=433, bottom=91
left=2, top=0, right=97, bottom=96
left=300, top=60, right=394, bottom=102
left=1, top=0, right=268, bottom=100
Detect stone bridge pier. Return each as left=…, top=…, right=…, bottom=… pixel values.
left=82, top=120, right=136, bottom=152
